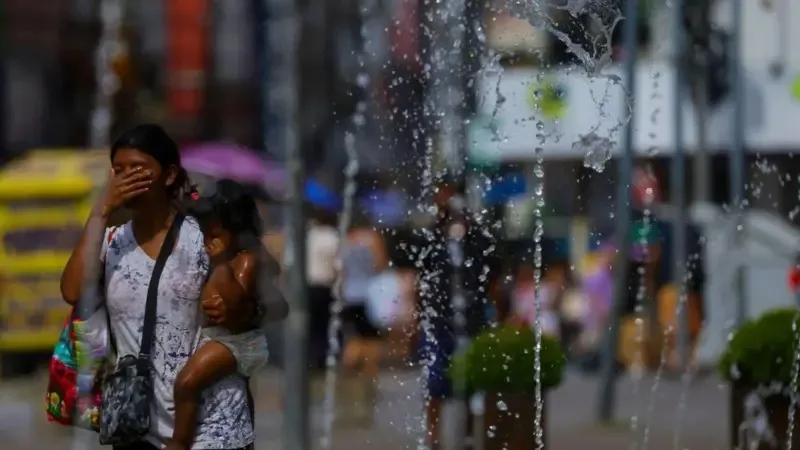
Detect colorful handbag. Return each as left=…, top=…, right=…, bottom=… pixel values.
left=46, top=228, right=116, bottom=431
left=45, top=311, right=109, bottom=430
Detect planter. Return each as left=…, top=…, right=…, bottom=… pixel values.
left=482, top=391, right=546, bottom=450
left=730, top=383, right=800, bottom=450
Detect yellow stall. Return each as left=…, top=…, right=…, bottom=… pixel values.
left=0, top=149, right=109, bottom=374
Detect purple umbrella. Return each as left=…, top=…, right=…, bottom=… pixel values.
left=181, top=143, right=285, bottom=197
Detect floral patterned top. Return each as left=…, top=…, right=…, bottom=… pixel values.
left=102, top=218, right=254, bottom=449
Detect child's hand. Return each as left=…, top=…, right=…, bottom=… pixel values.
left=201, top=292, right=228, bottom=326
left=205, top=237, right=226, bottom=264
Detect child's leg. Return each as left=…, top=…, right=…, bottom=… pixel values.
left=171, top=341, right=237, bottom=449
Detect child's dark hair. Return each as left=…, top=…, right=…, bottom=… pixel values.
left=110, top=124, right=192, bottom=197
left=188, top=179, right=264, bottom=247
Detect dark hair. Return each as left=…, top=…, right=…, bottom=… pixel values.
left=188, top=179, right=264, bottom=239
left=188, top=179, right=281, bottom=274
left=110, top=124, right=190, bottom=196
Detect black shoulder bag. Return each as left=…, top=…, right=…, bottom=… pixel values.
left=99, top=214, right=185, bottom=446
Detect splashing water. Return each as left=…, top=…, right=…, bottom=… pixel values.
left=737, top=384, right=799, bottom=449
left=672, top=263, right=697, bottom=449
left=629, top=185, right=653, bottom=440
left=531, top=144, right=545, bottom=450
left=414, top=121, right=438, bottom=450
left=319, top=9, right=368, bottom=446
left=579, top=132, right=615, bottom=173
left=785, top=312, right=800, bottom=449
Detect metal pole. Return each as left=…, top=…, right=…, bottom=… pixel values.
left=265, top=0, right=309, bottom=447
left=686, top=0, right=712, bottom=204
left=597, top=0, right=638, bottom=422
left=729, top=0, right=746, bottom=326
left=671, top=0, right=689, bottom=373
left=692, top=85, right=710, bottom=202
left=432, top=0, right=469, bottom=443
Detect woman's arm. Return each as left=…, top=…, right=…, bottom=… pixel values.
left=60, top=206, right=109, bottom=306
left=62, top=168, right=152, bottom=306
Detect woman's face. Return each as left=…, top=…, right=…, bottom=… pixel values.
left=111, top=147, right=177, bottom=209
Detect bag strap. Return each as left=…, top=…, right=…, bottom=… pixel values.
left=137, top=214, right=185, bottom=371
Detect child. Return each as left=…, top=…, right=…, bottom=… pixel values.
left=168, top=180, right=282, bottom=450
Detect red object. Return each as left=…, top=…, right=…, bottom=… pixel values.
left=632, top=166, right=660, bottom=208
left=167, top=0, right=208, bottom=119
left=789, top=266, right=800, bottom=292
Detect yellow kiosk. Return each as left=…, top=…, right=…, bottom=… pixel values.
left=0, top=149, right=108, bottom=375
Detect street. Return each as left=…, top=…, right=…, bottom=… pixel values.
left=1, top=367, right=729, bottom=449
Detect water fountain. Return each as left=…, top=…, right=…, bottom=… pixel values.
left=319, top=0, right=370, bottom=446
left=531, top=140, right=545, bottom=449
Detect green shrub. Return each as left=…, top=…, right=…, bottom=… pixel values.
left=718, top=308, right=800, bottom=387
left=450, top=325, right=566, bottom=393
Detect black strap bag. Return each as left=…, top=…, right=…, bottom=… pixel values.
left=99, top=214, right=185, bottom=445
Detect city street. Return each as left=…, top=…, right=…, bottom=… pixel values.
left=1, top=367, right=729, bottom=449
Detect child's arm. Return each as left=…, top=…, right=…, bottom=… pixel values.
left=201, top=264, right=255, bottom=333
left=232, top=251, right=289, bottom=323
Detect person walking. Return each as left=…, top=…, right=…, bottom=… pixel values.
left=60, top=124, right=261, bottom=450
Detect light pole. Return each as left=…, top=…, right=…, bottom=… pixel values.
left=729, top=0, right=746, bottom=326
left=597, top=0, right=639, bottom=422
left=671, top=0, right=689, bottom=373
left=263, top=0, right=308, bottom=448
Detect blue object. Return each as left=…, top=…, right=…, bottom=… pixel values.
left=360, top=190, right=407, bottom=226
left=482, top=172, right=527, bottom=205
left=304, top=179, right=342, bottom=212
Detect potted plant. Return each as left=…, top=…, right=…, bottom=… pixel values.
left=719, top=308, right=800, bottom=450
left=451, top=325, right=566, bottom=450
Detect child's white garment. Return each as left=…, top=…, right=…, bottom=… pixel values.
left=199, top=327, right=269, bottom=377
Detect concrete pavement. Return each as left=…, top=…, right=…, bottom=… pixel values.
left=1, top=368, right=729, bottom=449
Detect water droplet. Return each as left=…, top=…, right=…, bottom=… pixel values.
left=578, top=132, right=615, bottom=173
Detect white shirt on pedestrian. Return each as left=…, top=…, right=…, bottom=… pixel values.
left=306, top=224, right=339, bottom=286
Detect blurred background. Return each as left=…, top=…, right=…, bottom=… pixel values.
left=2, top=0, right=800, bottom=449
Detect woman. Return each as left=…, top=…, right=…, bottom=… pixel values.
left=340, top=212, right=388, bottom=382
left=60, top=124, right=257, bottom=450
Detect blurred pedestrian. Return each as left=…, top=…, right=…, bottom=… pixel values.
left=306, top=207, right=340, bottom=370
left=337, top=210, right=389, bottom=419
left=418, top=181, right=498, bottom=450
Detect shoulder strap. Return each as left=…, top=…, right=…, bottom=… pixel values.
left=137, top=214, right=185, bottom=370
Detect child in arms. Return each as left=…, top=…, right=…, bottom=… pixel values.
left=168, top=180, right=285, bottom=450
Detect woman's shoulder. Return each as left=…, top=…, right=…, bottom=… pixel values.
left=177, top=215, right=204, bottom=246
left=106, top=221, right=134, bottom=247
